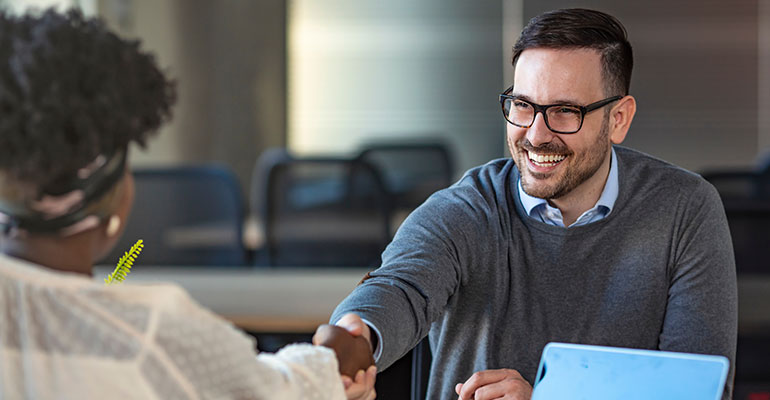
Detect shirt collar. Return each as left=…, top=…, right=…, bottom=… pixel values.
left=518, top=147, right=619, bottom=217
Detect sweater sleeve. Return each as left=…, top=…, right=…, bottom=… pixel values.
left=659, top=180, right=737, bottom=400
left=330, top=177, right=494, bottom=370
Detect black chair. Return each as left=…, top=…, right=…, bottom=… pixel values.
left=703, top=170, right=770, bottom=397
left=100, top=165, right=247, bottom=266
left=369, top=336, right=431, bottom=400
left=734, top=333, right=770, bottom=400
left=410, top=336, right=432, bottom=400
left=255, top=150, right=391, bottom=267
left=721, top=200, right=770, bottom=275
left=701, top=170, right=770, bottom=200
left=356, top=142, right=454, bottom=211
left=702, top=169, right=770, bottom=275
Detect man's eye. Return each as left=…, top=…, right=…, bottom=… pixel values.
left=555, top=107, right=580, bottom=115
left=513, top=100, right=531, bottom=109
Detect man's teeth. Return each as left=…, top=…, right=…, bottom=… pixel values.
left=529, top=152, right=566, bottom=164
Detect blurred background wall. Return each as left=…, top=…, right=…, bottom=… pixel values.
left=1, top=0, right=768, bottom=184
left=95, top=0, right=288, bottom=189
left=524, top=0, right=763, bottom=173
left=287, top=0, right=506, bottom=173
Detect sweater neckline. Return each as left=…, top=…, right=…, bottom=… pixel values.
left=509, top=147, right=628, bottom=236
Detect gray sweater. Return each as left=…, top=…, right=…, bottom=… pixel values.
left=331, top=146, right=737, bottom=399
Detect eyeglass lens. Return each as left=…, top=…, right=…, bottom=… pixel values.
left=503, top=99, right=582, bottom=133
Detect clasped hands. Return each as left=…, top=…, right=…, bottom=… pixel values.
left=313, top=314, right=377, bottom=400
left=313, top=313, right=533, bottom=400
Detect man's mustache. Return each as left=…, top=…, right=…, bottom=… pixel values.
left=516, top=138, right=571, bottom=155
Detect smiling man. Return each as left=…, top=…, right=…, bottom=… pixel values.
left=504, top=45, right=631, bottom=228
left=320, top=8, right=737, bottom=400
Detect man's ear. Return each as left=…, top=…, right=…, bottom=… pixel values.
left=609, top=95, right=636, bottom=144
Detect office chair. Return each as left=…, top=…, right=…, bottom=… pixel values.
left=100, top=165, right=247, bottom=266
left=701, top=170, right=770, bottom=200
left=356, top=141, right=454, bottom=211
left=255, top=151, right=391, bottom=267
left=702, top=170, right=770, bottom=398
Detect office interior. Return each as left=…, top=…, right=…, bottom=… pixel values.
left=2, top=0, right=769, bottom=399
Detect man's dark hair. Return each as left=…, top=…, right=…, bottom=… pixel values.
left=512, top=8, right=633, bottom=96
left=0, top=8, right=176, bottom=189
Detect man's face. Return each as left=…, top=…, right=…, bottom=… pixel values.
left=507, top=47, right=614, bottom=200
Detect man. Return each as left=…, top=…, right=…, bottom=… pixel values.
left=320, top=8, right=736, bottom=400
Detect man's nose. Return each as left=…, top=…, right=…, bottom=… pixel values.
left=525, top=112, right=556, bottom=147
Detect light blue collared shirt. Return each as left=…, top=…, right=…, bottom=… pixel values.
left=518, top=148, right=619, bottom=227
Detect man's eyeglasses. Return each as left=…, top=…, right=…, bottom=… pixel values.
left=499, top=86, right=622, bottom=134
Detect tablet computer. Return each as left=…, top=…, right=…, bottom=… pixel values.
left=531, top=342, right=729, bottom=400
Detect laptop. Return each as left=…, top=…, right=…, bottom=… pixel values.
left=531, top=342, right=729, bottom=400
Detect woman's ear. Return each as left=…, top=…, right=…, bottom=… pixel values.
left=94, top=172, right=134, bottom=262
left=105, top=214, right=121, bottom=237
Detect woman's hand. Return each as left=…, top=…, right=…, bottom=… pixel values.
left=342, top=365, right=377, bottom=400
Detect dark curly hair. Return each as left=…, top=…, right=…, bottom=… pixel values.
left=512, top=8, right=633, bottom=96
left=0, top=8, right=176, bottom=190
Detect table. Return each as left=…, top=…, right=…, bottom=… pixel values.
left=93, top=266, right=371, bottom=333
left=93, top=266, right=770, bottom=335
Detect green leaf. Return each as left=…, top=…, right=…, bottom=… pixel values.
left=105, top=239, right=143, bottom=285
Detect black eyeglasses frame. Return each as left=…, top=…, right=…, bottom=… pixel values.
left=499, top=85, right=623, bottom=134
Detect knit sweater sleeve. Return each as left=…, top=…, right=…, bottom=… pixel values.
left=659, top=179, right=737, bottom=400
left=330, top=170, right=497, bottom=370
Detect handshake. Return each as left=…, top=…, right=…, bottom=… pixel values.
left=313, top=314, right=377, bottom=399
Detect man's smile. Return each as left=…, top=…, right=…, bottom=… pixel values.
left=526, top=150, right=567, bottom=171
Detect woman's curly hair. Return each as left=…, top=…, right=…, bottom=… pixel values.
left=0, top=8, right=176, bottom=189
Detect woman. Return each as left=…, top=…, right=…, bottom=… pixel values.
left=0, top=8, right=375, bottom=400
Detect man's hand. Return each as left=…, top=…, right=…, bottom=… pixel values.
left=455, top=369, right=532, bottom=400
left=342, top=365, right=377, bottom=400
left=313, top=324, right=375, bottom=377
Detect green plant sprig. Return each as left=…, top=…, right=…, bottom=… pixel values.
left=105, top=239, right=143, bottom=285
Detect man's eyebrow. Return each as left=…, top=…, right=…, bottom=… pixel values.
left=510, top=92, right=583, bottom=106
left=510, top=92, right=533, bottom=102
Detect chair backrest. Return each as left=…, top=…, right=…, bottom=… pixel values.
left=100, top=165, right=247, bottom=266
left=356, top=142, right=454, bottom=210
left=721, top=199, right=770, bottom=274
left=702, top=170, right=770, bottom=393
left=410, top=336, right=432, bottom=400
left=702, top=169, right=770, bottom=274
left=701, top=170, right=770, bottom=200
left=256, top=151, right=391, bottom=267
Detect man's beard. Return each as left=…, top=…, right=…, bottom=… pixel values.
left=512, top=118, right=610, bottom=200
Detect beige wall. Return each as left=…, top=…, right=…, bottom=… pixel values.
left=97, top=0, right=286, bottom=188
left=288, top=0, right=510, bottom=175
left=522, top=0, right=762, bottom=173
left=759, top=0, right=770, bottom=156
left=90, top=0, right=767, bottom=185
left=97, top=0, right=184, bottom=163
